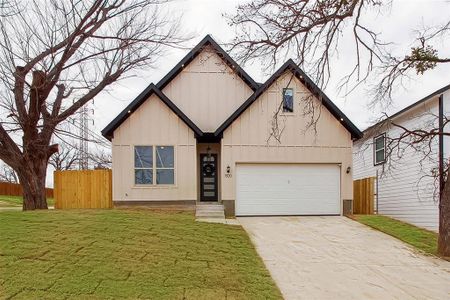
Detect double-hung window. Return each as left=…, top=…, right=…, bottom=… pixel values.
left=282, top=88, right=294, bottom=113
left=134, top=146, right=174, bottom=185
left=374, top=134, right=386, bottom=165
left=135, top=146, right=153, bottom=184
left=155, top=146, right=174, bottom=184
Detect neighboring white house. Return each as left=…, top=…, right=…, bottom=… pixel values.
left=353, top=84, right=450, bottom=231
left=102, top=35, right=363, bottom=217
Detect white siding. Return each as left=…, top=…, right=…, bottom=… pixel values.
left=111, top=94, right=197, bottom=202
left=162, top=46, right=253, bottom=132
left=353, top=89, right=450, bottom=232
left=222, top=71, right=354, bottom=212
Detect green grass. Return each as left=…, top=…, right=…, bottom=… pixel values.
left=353, top=215, right=438, bottom=255
left=0, top=210, right=282, bottom=299
left=0, top=195, right=54, bottom=207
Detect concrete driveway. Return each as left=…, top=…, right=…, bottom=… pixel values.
left=238, top=216, right=450, bottom=300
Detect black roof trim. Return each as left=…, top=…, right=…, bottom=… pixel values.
left=101, top=84, right=202, bottom=140
left=156, top=34, right=259, bottom=91
left=196, top=132, right=223, bottom=143
left=363, top=83, right=450, bottom=133
left=214, top=59, right=363, bottom=139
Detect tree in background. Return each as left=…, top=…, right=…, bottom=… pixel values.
left=0, top=0, right=187, bottom=210
left=49, top=141, right=112, bottom=170
left=0, top=162, right=18, bottom=183
left=227, top=0, right=450, bottom=256
left=48, top=143, right=79, bottom=171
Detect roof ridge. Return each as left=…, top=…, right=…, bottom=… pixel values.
left=102, top=34, right=260, bottom=140
left=156, top=34, right=258, bottom=91
left=363, top=82, right=450, bottom=132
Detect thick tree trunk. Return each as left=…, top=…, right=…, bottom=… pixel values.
left=438, top=175, right=450, bottom=257
left=17, top=161, right=48, bottom=210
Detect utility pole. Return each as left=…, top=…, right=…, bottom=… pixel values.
left=79, top=104, right=93, bottom=170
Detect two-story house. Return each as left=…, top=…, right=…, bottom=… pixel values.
left=102, top=35, right=362, bottom=217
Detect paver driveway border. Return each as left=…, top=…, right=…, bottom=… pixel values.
left=238, top=216, right=450, bottom=300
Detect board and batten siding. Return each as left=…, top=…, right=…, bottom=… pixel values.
left=162, top=46, right=254, bottom=132
left=111, top=94, right=197, bottom=202
left=221, top=71, right=354, bottom=213
left=353, top=89, right=450, bottom=231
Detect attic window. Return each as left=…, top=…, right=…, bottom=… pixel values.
left=374, top=133, right=386, bottom=165
left=282, top=88, right=294, bottom=113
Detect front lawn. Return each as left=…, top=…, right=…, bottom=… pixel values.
left=353, top=215, right=438, bottom=256
left=0, top=210, right=281, bottom=299
left=0, top=195, right=54, bottom=207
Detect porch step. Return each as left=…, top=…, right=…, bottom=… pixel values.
left=196, top=211, right=225, bottom=218
left=196, top=205, right=224, bottom=211
left=195, top=203, right=225, bottom=221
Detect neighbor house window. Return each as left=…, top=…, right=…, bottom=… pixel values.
left=134, top=146, right=175, bottom=185
left=282, top=88, right=294, bottom=113
left=374, top=134, right=386, bottom=165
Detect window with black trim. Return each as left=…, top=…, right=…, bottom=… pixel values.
left=135, top=146, right=153, bottom=184
left=156, top=146, right=174, bottom=184
left=134, top=146, right=174, bottom=185
left=282, top=88, right=294, bottom=113
left=374, top=134, right=386, bottom=165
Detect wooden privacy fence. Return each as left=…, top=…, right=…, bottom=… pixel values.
left=0, top=182, right=53, bottom=198
left=54, top=169, right=112, bottom=209
left=353, top=177, right=375, bottom=214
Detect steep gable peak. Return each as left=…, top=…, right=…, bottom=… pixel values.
left=156, top=34, right=258, bottom=91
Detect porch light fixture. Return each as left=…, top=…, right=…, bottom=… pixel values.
left=346, top=166, right=351, bottom=174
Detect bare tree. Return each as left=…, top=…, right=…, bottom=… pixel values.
left=0, top=161, right=18, bottom=183
left=0, top=0, right=187, bottom=210
left=227, top=0, right=450, bottom=256
left=226, top=0, right=449, bottom=101
left=91, top=150, right=112, bottom=169
left=373, top=21, right=450, bottom=107
left=49, top=143, right=79, bottom=171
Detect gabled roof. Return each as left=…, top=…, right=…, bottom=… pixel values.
left=156, top=34, right=259, bottom=91
left=101, top=84, right=202, bottom=140
left=214, top=59, right=363, bottom=140
left=102, top=34, right=260, bottom=140
left=102, top=36, right=362, bottom=141
left=363, top=83, right=450, bottom=133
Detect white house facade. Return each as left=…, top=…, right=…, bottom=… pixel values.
left=102, top=35, right=362, bottom=217
left=353, top=84, right=450, bottom=231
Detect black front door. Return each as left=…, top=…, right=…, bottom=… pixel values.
left=200, top=154, right=218, bottom=201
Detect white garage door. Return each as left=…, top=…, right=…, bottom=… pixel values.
left=236, top=164, right=340, bottom=216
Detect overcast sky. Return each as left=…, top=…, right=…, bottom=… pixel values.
left=92, top=0, right=449, bottom=140
left=35, top=0, right=449, bottom=187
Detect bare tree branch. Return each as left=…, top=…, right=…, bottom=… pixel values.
left=0, top=0, right=189, bottom=210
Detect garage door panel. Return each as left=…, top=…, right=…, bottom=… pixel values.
left=236, top=164, right=340, bottom=216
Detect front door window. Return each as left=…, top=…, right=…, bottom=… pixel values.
left=200, top=154, right=218, bottom=201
